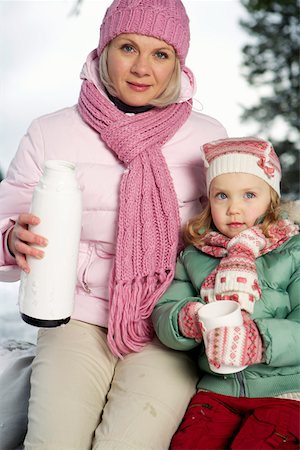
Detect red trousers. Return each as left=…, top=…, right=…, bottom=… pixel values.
left=171, top=391, right=300, bottom=450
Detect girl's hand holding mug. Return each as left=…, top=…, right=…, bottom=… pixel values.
left=204, top=308, right=264, bottom=372
left=178, top=301, right=204, bottom=342
left=8, top=213, right=48, bottom=273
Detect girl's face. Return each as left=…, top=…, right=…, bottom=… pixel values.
left=209, top=173, right=272, bottom=238
left=107, top=33, right=176, bottom=106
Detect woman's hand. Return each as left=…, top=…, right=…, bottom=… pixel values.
left=8, top=213, right=48, bottom=273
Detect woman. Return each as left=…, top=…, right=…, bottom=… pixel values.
left=0, top=0, right=227, bottom=448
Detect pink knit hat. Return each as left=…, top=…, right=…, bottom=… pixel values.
left=97, top=0, right=190, bottom=66
left=202, top=137, right=282, bottom=197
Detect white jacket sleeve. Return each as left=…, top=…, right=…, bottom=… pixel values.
left=0, top=119, right=45, bottom=281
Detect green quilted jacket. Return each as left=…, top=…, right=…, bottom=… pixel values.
left=152, top=234, right=300, bottom=398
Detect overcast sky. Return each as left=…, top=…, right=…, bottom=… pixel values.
left=0, top=0, right=258, bottom=175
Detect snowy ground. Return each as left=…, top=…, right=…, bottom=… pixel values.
left=0, top=283, right=35, bottom=450
left=0, top=282, right=37, bottom=343
left=0, top=282, right=37, bottom=375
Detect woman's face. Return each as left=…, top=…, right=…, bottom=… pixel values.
left=107, top=33, right=177, bottom=106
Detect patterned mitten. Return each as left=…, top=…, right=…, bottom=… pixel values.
left=205, top=311, right=264, bottom=369
left=178, top=302, right=204, bottom=342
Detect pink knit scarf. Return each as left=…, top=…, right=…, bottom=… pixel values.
left=78, top=80, right=192, bottom=357
left=196, top=219, right=298, bottom=313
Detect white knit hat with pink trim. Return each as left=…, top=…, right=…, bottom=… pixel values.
left=202, top=137, right=282, bottom=197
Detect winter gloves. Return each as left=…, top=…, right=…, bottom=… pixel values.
left=178, top=304, right=264, bottom=368
left=205, top=311, right=264, bottom=369
left=178, top=302, right=203, bottom=342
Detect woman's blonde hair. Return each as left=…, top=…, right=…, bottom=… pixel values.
left=99, top=45, right=181, bottom=108
left=184, top=188, right=281, bottom=246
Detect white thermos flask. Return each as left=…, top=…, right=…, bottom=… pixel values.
left=19, top=160, right=82, bottom=327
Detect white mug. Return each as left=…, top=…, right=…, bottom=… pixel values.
left=197, top=300, right=248, bottom=374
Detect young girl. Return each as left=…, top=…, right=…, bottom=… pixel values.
left=152, top=137, right=300, bottom=450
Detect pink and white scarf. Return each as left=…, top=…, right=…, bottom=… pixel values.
left=196, top=219, right=298, bottom=313
left=78, top=79, right=192, bottom=357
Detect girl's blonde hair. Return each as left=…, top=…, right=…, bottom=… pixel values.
left=184, top=188, right=281, bottom=246
left=99, top=45, right=181, bottom=108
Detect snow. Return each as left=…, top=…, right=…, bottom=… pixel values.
left=0, top=282, right=37, bottom=342
left=0, top=281, right=37, bottom=375
left=0, top=340, right=35, bottom=377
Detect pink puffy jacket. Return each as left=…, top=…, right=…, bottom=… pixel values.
left=0, top=67, right=227, bottom=328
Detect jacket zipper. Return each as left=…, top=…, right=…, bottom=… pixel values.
left=81, top=245, right=93, bottom=293
left=236, top=371, right=246, bottom=396
left=82, top=279, right=91, bottom=294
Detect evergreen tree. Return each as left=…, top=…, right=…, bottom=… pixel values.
left=239, top=0, right=299, bottom=199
